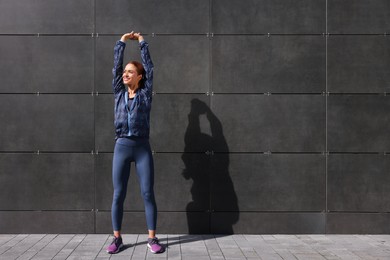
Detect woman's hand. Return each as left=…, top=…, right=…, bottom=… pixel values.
left=133, top=32, right=144, bottom=43
left=120, top=31, right=144, bottom=43
left=120, top=31, right=134, bottom=42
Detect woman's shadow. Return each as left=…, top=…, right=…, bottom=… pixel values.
left=126, top=99, right=239, bottom=250
left=181, top=99, right=239, bottom=234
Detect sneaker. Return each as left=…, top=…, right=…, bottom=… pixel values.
left=106, top=236, right=124, bottom=254
left=147, top=237, right=164, bottom=253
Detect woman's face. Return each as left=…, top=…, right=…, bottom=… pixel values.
left=123, top=63, right=142, bottom=86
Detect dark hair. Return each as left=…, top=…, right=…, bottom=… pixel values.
left=127, top=61, right=145, bottom=87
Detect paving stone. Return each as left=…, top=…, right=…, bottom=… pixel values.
left=0, top=234, right=45, bottom=259
left=167, top=250, right=181, bottom=259
left=31, top=234, right=75, bottom=260
left=182, top=256, right=210, bottom=260
left=0, top=235, right=16, bottom=247
left=216, top=240, right=238, bottom=249
left=208, top=249, right=223, bottom=257
left=52, top=234, right=86, bottom=260
left=210, top=257, right=225, bottom=260
left=274, top=249, right=298, bottom=260
left=204, top=237, right=220, bottom=250
left=241, top=249, right=258, bottom=258
left=18, top=234, right=58, bottom=260
left=220, top=248, right=245, bottom=258
left=0, top=234, right=29, bottom=255
left=132, top=257, right=147, bottom=260
left=255, top=252, right=284, bottom=260
left=180, top=246, right=209, bottom=256
left=112, top=255, right=136, bottom=260
left=295, top=252, right=330, bottom=259
left=132, top=245, right=148, bottom=258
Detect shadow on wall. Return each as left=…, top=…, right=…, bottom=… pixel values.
left=181, top=99, right=239, bottom=234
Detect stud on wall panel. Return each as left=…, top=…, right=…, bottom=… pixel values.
left=96, top=0, right=209, bottom=34
left=212, top=0, right=325, bottom=34
left=211, top=94, right=326, bottom=152
left=328, top=36, right=389, bottom=93
left=212, top=35, right=325, bottom=93
left=0, top=95, right=94, bottom=152
left=328, top=95, right=390, bottom=152
left=328, top=154, right=390, bottom=212
left=0, top=153, right=94, bottom=210
left=96, top=153, right=209, bottom=212
left=0, top=36, right=94, bottom=93
left=328, top=0, right=390, bottom=34
left=0, top=0, right=93, bottom=34
left=0, top=211, right=94, bottom=233
left=211, top=154, right=325, bottom=212
left=96, top=36, right=209, bottom=94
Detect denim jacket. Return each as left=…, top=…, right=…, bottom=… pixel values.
left=112, top=40, right=154, bottom=139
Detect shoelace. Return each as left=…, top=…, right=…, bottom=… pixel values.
left=149, top=238, right=159, bottom=245
left=112, top=237, right=121, bottom=245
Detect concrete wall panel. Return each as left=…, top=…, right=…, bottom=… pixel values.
left=328, top=0, right=390, bottom=34
left=211, top=213, right=325, bottom=234
left=212, top=0, right=325, bottom=34
left=211, top=154, right=325, bottom=212
left=0, top=211, right=94, bottom=233
left=0, top=0, right=93, bottom=34
left=212, top=36, right=325, bottom=93
left=327, top=213, right=390, bottom=234
left=0, top=95, right=94, bottom=152
left=211, top=95, right=325, bottom=152
left=328, top=96, right=390, bottom=152
left=96, top=0, right=209, bottom=34
left=328, top=154, right=390, bottom=212
left=328, top=36, right=389, bottom=93
left=150, top=94, right=211, bottom=152
left=0, top=154, right=94, bottom=210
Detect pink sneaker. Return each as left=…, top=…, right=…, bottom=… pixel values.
left=106, top=236, right=124, bottom=254
left=147, top=237, right=164, bottom=253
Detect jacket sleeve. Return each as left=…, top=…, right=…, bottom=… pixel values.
left=139, top=40, right=154, bottom=97
left=112, top=40, right=126, bottom=95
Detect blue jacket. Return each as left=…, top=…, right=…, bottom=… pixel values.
left=112, top=40, right=154, bottom=139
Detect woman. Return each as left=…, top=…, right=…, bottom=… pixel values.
left=106, top=31, right=163, bottom=254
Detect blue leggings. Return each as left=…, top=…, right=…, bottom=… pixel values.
left=111, top=137, right=157, bottom=231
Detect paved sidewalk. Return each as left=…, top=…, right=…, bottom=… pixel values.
left=0, top=234, right=390, bottom=260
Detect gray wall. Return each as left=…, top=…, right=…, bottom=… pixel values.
left=0, top=0, right=389, bottom=234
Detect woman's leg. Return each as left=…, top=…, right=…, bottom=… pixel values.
left=134, top=142, right=157, bottom=235
left=135, top=141, right=164, bottom=253
left=111, top=142, right=132, bottom=234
